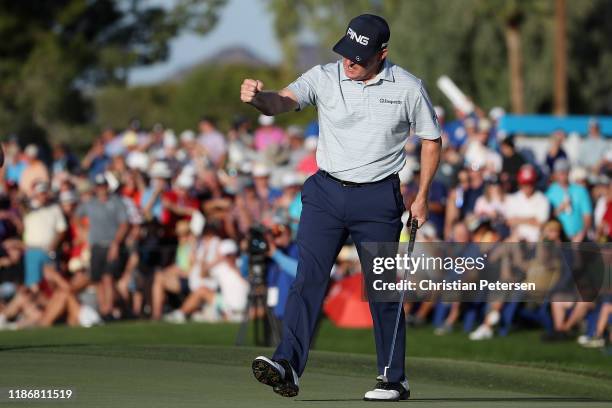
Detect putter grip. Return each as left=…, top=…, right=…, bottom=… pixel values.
left=407, top=217, right=418, bottom=254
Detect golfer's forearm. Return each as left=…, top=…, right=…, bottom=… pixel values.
left=250, top=90, right=297, bottom=116
left=416, top=138, right=441, bottom=201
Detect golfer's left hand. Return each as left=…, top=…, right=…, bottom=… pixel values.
left=410, top=198, right=428, bottom=228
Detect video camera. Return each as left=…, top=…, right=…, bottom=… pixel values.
left=247, top=225, right=269, bottom=286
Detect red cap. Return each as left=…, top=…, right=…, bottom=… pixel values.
left=517, top=165, right=537, bottom=185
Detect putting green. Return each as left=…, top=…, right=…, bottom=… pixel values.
left=1, top=344, right=611, bottom=408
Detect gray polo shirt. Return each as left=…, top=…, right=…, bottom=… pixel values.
left=287, top=59, right=441, bottom=183
left=76, top=194, right=128, bottom=246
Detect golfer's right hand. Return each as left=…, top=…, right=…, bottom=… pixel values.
left=240, top=79, right=264, bottom=103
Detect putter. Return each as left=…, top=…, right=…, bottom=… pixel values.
left=382, top=214, right=419, bottom=381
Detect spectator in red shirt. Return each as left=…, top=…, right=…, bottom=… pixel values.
left=296, top=137, right=318, bottom=176
left=595, top=182, right=612, bottom=241
left=161, top=172, right=200, bottom=231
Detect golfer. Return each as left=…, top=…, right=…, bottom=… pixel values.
left=241, top=14, right=441, bottom=401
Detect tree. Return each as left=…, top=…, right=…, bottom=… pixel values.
left=0, top=0, right=226, bottom=140
left=566, top=0, right=612, bottom=114
left=553, top=0, right=567, bottom=115
left=94, top=64, right=315, bottom=136
left=267, top=0, right=612, bottom=115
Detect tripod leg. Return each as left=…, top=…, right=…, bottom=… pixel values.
left=265, top=306, right=281, bottom=346
left=235, top=292, right=254, bottom=346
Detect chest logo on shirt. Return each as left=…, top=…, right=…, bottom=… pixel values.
left=379, top=98, right=401, bottom=105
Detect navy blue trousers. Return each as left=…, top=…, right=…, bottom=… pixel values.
left=272, top=170, right=406, bottom=382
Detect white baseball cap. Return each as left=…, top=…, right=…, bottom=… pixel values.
left=258, top=114, right=274, bottom=126
left=190, top=211, right=206, bottom=236
left=180, top=130, right=195, bottom=142
left=304, top=137, right=318, bottom=151
left=398, top=162, right=413, bottom=185
left=287, top=125, right=304, bottom=137
left=164, top=130, right=178, bottom=148
left=122, top=131, right=139, bottom=147
left=489, top=107, right=506, bottom=121
left=252, top=162, right=270, bottom=177
left=569, top=166, right=588, bottom=183
left=175, top=173, right=194, bottom=189
left=149, top=161, right=172, bottom=179
left=219, top=239, right=238, bottom=256
left=281, top=172, right=301, bottom=187
left=126, top=151, right=150, bottom=172
left=59, top=190, right=78, bottom=204
left=24, top=144, right=38, bottom=158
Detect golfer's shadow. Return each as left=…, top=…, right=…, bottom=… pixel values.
left=0, top=343, right=89, bottom=352
left=297, top=397, right=610, bottom=403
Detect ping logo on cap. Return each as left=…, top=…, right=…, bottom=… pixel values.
left=347, top=27, right=369, bottom=45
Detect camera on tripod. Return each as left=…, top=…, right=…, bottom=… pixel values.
left=236, top=224, right=281, bottom=347
left=247, top=225, right=269, bottom=286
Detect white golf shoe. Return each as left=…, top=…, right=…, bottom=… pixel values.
left=469, top=324, right=493, bottom=340
left=163, top=310, right=186, bottom=324
left=363, top=375, right=410, bottom=401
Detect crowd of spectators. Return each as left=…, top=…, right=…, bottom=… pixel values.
left=0, top=108, right=610, bottom=350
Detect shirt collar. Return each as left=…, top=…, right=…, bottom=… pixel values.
left=339, top=59, right=395, bottom=83
left=375, top=59, right=395, bottom=83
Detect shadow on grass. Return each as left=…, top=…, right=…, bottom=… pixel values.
left=297, top=397, right=612, bottom=403
left=0, top=343, right=89, bottom=352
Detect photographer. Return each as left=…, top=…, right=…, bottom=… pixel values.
left=265, top=219, right=298, bottom=321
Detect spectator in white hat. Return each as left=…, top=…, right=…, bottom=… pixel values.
left=545, top=130, right=568, bottom=174
left=142, top=161, right=172, bottom=222
left=252, top=162, right=282, bottom=208
left=157, top=171, right=200, bottom=271
left=164, top=238, right=248, bottom=323
left=285, top=125, right=309, bottom=167
left=254, top=114, right=286, bottom=152
left=19, top=144, right=50, bottom=198
left=75, top=174, right=129, bottom=319
left=23, top=181, right=67, bottom=289
left=227, top=118, right=257, bottom=170
left=296, top=137, right=318, bottom=175
left=197, top=116, right=227, bottom=167
left=274, top=172, right=303, bottom=222
left=464, top=118, right=502, bottom=175
left=546, top=159, right=593, bottom=241
left=578, top=119, right=607, bottom=171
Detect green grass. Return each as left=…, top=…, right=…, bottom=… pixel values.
left=0, top=320, right=611, bottom=407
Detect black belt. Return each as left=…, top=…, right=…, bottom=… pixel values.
left=318, top=170, right=399, bottom=187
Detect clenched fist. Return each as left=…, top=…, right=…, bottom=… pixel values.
left=240, top=79, right=264, bottom=103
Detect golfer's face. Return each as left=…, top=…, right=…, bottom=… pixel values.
left=342, top=53, right=381, bottom=81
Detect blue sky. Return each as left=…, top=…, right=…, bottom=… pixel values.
left=128, top=0, right=282, bottom=85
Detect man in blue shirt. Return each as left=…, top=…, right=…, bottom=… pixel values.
left=266, top=221, right=298, bottom=320
left=546, top=159, right=592, bottom=241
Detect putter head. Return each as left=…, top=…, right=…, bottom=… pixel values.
left=381, top=367, right=389, bottom=383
